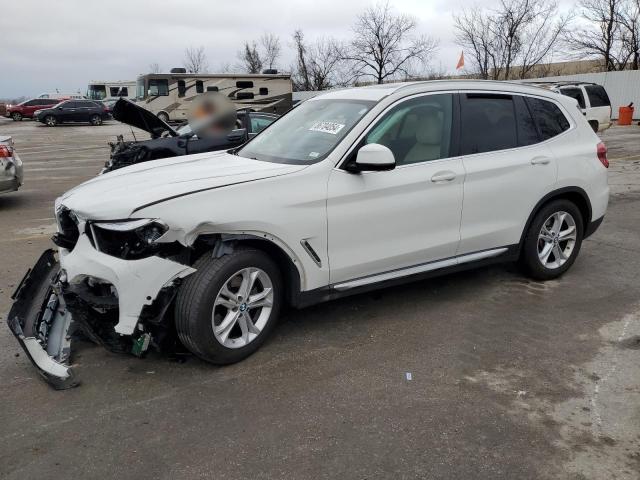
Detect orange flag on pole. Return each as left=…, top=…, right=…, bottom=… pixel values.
left=456, top=51, right=465, bottom=70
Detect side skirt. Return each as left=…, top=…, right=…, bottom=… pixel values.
left=291, top=245, right=520, bottom=309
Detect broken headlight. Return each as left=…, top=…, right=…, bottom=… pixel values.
left=89, top=219, right=169, bottom=260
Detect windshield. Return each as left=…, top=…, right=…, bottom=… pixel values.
left=88, top=85, right=107, bottom=100
left=237, top=99, right=375, bottom=164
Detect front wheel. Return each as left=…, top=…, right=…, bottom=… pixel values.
left=175, top=248, right=283, bottom=364
left=157, top=112, right=169, bottom=123
left=90, top=114, right=103, bottom=126
left=44, top=115, right=57, bottom=127
left=11, top=112, right=22, bottom=121
left=521, top=199, right=584, bottom=280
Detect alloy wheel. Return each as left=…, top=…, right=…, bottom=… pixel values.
left=537, top=211, right=577, bottom=269
left=211, top=267, right=274, bottom=349
left=45, top=116, right=56, bottom=127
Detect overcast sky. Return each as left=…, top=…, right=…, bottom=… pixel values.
left=0, top=0, right=576, bottom=99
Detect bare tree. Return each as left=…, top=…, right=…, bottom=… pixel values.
left=341, top=2, right=438, bottom=84
left=238, top=41, right=263, bottom=73
left=564, top=0, right=630, bottom=70
left=149, top=62, right=161, bottom=74
left=454, top=7, right=497, bottom=79
left=260, top=33, right=281, bottom=70
left=620, top=0, right=640, bottom=69
left=292, top=30, right=346, bottom=90
left=183, top=46, right=208, bottom=73
left=454, top=0, right=569, bottom=79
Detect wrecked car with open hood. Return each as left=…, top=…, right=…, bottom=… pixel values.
left=105, top=97, right=278, bottom=173
left=7, top=81, right=609, bottom=389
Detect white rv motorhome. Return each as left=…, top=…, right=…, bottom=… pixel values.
left=87, top=80, right=137, bottom=101
left=135, top=69, right=293, bottom=122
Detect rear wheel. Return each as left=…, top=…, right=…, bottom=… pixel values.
left=12, top=112, right=22, bottom=121
left=157, top=112, right=169, bottom=123
left=175, top=248, right=282, bottom=364
left=44, top=115, right=57, bottom=127
left=90, top=114, right=103, bottom=126
left=521, top=199, right=584, bottom=280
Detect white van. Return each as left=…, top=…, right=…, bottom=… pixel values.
left=87, top=81, right=137, bottom=101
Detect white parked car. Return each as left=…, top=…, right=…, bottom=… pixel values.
left=0, top=135, right=23, bottom=194
left=8, top=80, right=610, bottom=388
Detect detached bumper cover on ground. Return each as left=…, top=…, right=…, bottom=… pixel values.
left=7, top=250, right=79, bottom=389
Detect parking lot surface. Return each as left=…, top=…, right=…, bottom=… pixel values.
left=1, top=118, right=639, bottom=479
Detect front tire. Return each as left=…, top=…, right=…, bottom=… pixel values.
left=157, top=112, right=169, bottom=123
left=90, top=114, right=103, bottom=126
left=12, top=112, right=22, bottom=121
left=521, top=199, right=584, bottom=280
left=175, top=248, right=283, bottom=364
left=44, top=115, right=57, bottom=127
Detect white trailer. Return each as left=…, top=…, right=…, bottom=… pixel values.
left=135, top=70, right=293, bottom=122
left=87, top=80, right=137, bottom=101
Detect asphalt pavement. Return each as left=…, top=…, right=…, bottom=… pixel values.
left=1, top=117, right=639, bottom=479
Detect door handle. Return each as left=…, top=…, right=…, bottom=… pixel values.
left=431, top=171, right=456, bottom=183
left=530, top=157, right=551, bottom=165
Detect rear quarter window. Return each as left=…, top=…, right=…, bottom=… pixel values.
left=525, top=97, right=570, bottom=141
left=560, top=88, right=586, bottom=109
left=584, top=85, right=610, bottom=107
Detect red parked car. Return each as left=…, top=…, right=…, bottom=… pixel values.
left=6, top=98, right=61, bottom=121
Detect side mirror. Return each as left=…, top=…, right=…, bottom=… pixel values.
left=352, top=144, right=395, bottom=172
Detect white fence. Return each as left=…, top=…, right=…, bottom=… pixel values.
left=530, top=70, right=640, bottom=119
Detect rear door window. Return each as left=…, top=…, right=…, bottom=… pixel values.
left=584, top=85, right=610, bottom=107
left=560, top=88, right=586, bottom=109
left=525, top=97, right=570, bottom=141
left=460, top=94, right=517, bottom=155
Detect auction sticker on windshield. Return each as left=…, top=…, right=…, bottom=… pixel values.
left=309, top=121, right=345, bottom=135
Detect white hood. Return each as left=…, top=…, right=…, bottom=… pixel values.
left=59, top=151, right=306, bottom=219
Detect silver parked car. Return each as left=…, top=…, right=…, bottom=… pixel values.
left=0, top=135, right=23, bottom=194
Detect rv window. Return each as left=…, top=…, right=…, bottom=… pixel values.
left=178, top=80, right=186, bottom=97
left=207, top=86, right=219, bottom=92
left=237, top=92, right=254, bottom=100
left=196, top=80, right=204, bottom=94
left=259, top=87, right=268, bottom=95
left=236, top=81, right=254, bottom=88
left=149, top=79, right=169, bottom=96
left=109, top=86, right=128, bottom=97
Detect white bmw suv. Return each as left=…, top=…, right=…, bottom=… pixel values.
left=8, top=81, right=610, bottom=388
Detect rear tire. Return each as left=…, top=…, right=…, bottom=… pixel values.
left=157, top=112, right=169, bottom=123
left=12, top=112, right=22, bottom=121
left=44, top=115, right=57, bottom=127
left=90, top=114, right=103, bottom=126
left=175, top=248, right=283, bottom=365
left=521, top=199, right=584, bottom=280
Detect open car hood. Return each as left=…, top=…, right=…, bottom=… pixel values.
left=112, top=98, right=178, bottom=138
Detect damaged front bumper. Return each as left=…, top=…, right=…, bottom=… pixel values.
left=7, top=250, right=79, bottom=389
left=7, top=234, right=196, bottom=389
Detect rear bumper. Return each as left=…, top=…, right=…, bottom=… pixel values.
left=0, top=153, right=23, bottom=194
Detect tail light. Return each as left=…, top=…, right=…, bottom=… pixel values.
left=0, top=145, right=12, bottom=158
left=597, top=142, right=609, bottom=168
